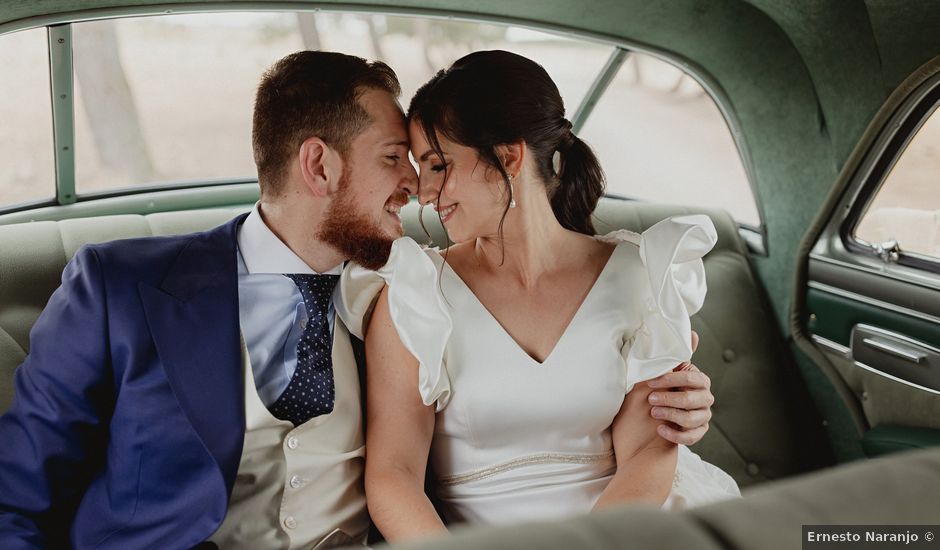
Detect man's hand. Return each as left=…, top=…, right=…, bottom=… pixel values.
left=646, top=330, right=714, bottom=445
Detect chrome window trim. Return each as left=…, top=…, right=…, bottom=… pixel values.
left=839, top=75, right=940, bottom=229
left=811, top=334, right=851, bottom=359
left=0, top=182, right=258, bottom=225
left=739, top=225, right=767, bottom=256
left=840, top=73, right=940, bottom=272
left=809, top=253, right=940, bottom=293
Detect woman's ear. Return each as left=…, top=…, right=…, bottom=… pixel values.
left=299, top=137, right=343, bottom=197
left=498, top=141, right=526, bottom=177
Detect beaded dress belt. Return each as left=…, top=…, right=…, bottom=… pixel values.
left=437, top=450, right=615, bottom=486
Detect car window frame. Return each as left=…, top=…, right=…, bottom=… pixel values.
left=842, top=72, right=940, bottom=276
left=0, top=5, right=763, bottom=247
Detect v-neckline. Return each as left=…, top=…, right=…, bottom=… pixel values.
left=439, top=242, right=622, bottom=366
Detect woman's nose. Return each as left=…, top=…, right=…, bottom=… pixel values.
left=417, top=175, right=441, bottom=206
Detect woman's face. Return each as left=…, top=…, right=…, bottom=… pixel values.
left=409, top=120, right=510, bottom=243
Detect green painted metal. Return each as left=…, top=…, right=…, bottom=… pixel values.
left=806, top=288, right=940, bottom=349
left=47, top=24, right=76, bottom=205
left=862, top=425, right=940, bottom=457
left=570, top=48, right=627, bottom=134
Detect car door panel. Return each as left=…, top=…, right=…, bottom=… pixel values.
left=805, top=69, right=940, bottom=456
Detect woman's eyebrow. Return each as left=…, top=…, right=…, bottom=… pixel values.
left=419, top=150, right=446, bottom=162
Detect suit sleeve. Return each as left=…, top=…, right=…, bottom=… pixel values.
left=0, top=246, right=115, bottom=549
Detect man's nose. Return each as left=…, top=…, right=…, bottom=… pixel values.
left=399, top=162, right=419, bottom=197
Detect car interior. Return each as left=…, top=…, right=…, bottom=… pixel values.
left=1, top=1, right=939, bottom=548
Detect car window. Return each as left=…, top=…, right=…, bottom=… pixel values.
left=579, top=53, right=758, bottom=227
left=69, top=12, right=611, bottom=196
left=854, top=103, right=940, bottom=261
left=0, top=27, right=55, bottom=207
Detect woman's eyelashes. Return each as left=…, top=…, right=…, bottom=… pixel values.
left=429, top=162, right=449, bottom=173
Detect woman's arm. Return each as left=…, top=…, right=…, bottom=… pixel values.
left=364, top=286, right=447, bottom=542
left=593, top=381, right=678, bottom=509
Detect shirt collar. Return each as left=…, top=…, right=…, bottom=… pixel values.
left=236, top=203, right=343, bottom=276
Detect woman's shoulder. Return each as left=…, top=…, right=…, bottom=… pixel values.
left=608, top=215, right=718, bottom=392
left=595, top=215, right=717, bottom=263
left=389, top=236, right=445, bottom=266
left=371, top=237, right=454, bottom=412
left=592, top=214, right=718, bottom=310
left=335, top=236, right=443, bottom=339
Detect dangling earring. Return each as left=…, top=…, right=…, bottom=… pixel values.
left=508, top=174, right=517, bottom=209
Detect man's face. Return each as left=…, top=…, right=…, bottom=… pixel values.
left=317, top=88, right=416, bottom=270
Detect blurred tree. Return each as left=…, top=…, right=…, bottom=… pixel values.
left=73, top=20, right=155, bottom=183
left=296, top=13, right=387, bottom=61
left=387, top=18, right=506, bottom=74
left=296, top=12, right=321, bottom=50
left=367, top=16, right=387, bottom=61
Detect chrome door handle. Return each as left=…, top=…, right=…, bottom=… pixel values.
left=850, top=324, right=940, bottom=393
left=861, top=337, right=927, bottom=364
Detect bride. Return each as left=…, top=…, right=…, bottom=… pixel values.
left=338, top=50, right=740, bottom=542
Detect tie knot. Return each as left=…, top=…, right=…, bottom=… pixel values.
left=284, top=273, right=339, bottom=319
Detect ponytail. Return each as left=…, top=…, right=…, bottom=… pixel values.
left=550, top=133, right=605, bottom=235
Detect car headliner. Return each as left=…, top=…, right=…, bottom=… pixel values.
left=2, top=0, right=940, bottom=329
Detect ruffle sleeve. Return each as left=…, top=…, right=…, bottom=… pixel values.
left=334, top=237, right=453, bottom=411
left=612, top=215, right=718, bottom=393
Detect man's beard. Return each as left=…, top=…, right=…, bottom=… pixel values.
left=317, top=171, right=401, bottom=271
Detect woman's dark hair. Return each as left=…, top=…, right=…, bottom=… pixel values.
left=407, top=50, right=605, bottom=235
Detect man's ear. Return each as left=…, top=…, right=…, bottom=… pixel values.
left=299, top=137, right=342, bottom=198
left=497, top=141, right=526, bottom=178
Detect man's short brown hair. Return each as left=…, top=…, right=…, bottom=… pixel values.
left=252, top=51, right=401, bottom=196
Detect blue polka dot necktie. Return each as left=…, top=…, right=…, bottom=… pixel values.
left=269, top=273, right=340, bottom=426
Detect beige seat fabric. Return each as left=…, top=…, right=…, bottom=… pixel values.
left=0, top=199, right=824, bottom=488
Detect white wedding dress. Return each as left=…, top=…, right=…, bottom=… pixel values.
left=337, top=215, right=740, bottom=526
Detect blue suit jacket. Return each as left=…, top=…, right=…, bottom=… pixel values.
left=0, top=215, right=250, bottom=549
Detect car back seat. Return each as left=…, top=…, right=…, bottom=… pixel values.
left=0, top=199, right=827, bottom=487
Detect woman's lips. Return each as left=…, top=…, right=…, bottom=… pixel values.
left=438, top=203, right=457, bottom=223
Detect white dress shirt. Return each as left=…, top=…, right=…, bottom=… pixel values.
left=236, top=203, right=342, bottom=407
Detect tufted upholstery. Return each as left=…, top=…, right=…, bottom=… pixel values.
left=0, top=198, right=825, bottom=487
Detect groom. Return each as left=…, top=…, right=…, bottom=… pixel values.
left=0, top=51, right=715, bottom=549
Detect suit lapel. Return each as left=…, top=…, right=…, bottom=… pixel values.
left=139, top=214, right=247, bottom=496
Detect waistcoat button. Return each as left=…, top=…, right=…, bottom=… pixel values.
left=290, top=475, right=303, bottom=489
left=287, top=436, right=299, bottom=449
left=284, top=516, right=297, bottom=530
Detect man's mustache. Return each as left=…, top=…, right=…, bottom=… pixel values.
left=387, top=190, right=410, bottom=207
